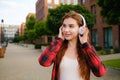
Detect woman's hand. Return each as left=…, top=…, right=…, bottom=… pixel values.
left=79, top=27, right=89, bottom=44
left=58, top=26, right=64, bottom=40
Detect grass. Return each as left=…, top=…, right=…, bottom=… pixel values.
left=103, top=58, right=120, bottom=70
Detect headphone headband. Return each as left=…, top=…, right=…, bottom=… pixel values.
left=79, top=14, right=86, bottom=27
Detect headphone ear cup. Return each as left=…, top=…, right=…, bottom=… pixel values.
left=79, top=27, right=84, bottom=35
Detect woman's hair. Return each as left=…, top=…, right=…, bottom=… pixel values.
left=62, top=11, right=84, bottom=27
left=56, top=11, right=90, bottom=80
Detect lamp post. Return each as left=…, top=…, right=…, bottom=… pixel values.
left=1, top=19, right=4, bottom=44
left=0, top=19, right=6, bottom=58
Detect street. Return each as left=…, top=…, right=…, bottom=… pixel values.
left=0, top=43, right=120, bottom=80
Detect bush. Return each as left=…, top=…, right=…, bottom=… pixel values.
left=104, top=49, right=111, bottom=55
left=97, top=49, right=115, bottom=55
left=110, top=49, right=115, bottom=54
left=97, top=50, right=107, bottom=55
left=114, top=48, right=120, bottom=53
left=95, top=46, right=102, bottom=51
left=35, top=43, right=50, bottom=49
left=35, top=44, right=41, bottom=49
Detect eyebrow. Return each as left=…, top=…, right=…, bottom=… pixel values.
left=62, top=23, right=74, bottom=25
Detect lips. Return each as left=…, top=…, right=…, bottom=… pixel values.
left=64, top=34, right=71, bottom=37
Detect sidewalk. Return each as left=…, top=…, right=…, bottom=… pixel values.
left=0, top=43, right=52, bottom=80
left=0, top=43, right=120, bottom=80
left=100, top=53, right=120, bottom=61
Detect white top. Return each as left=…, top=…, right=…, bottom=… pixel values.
left=60, top=56, right=82, bottom=80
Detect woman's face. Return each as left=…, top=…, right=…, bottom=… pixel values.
left=62, top=17, right=79, bottom=41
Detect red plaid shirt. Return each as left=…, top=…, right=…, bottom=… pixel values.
left=38, top=38, right=106, bottom=80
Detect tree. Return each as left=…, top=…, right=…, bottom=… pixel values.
left=34, top=21, right=50, bottom=38
left=98, top=0, right=120, bottom=48
left=13, top=35, right=24, bottom=43
left=26, top=15, right=35, bottom=30
left=46, top=4, right=94, bottom=35
left=26, top=29, right=37, bottom=43
left=25, top=14, right=36, bottom=43
left=97, top=0, right=120, bottom=25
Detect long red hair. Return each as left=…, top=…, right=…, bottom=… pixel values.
left=56, top=11, right=90, bottom=80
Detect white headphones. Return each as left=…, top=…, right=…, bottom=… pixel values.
left=78, top=14, right=86, bottom=36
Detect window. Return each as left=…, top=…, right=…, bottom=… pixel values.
left=89, top=0, right=93, bottom=2
left=48, top=36, right=52, bottom=43
left=54, top=0, right=59, bottom=4
left=81, top=0, right=85, bottom=4
left=48, top=0, right=52, bottom=4
left=61, top=0, right=65, bottom=4
left=92, top=29, right=98, bottom=46
left=48, top=6, right=53, bottom=9
left=94, top=16, right=96, bottom=24
left=74, top=0, right=78, bottom=5
left=104, top=27, right=113, bottom=49
left=101, top=17, right=105, bottom=23
left=67, top=0, right=71, bottom=4
left=91, top=5, right=96, bottom=14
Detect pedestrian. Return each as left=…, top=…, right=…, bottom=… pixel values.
left=38, top=11, right=106, bottom=80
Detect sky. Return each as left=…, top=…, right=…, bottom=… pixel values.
left=0, top=0, right=37, bottom=25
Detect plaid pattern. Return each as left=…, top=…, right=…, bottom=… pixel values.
left=38, top=38, right=106, bottom=80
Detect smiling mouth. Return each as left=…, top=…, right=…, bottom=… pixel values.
left=65, top=34, right=71, bottom=37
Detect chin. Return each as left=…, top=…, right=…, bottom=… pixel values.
left=65, top=37, right=72, bottom=40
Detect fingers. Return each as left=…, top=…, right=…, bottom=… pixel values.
left=83, top=27, right=88, bottom=35
left=79, top=27, right=89, bottom=44
left=59, top=25, right=63, bottom=32
left=58, top=25, right=64, bottom=40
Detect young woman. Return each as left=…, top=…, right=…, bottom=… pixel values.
left=38, top=11, right=106, bottom=80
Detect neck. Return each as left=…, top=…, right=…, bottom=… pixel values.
left=68, top=38, right=77, bottom=49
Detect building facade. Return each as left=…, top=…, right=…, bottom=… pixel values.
left=36, top=0, right=79, bottom=21
left=19, top=13, right=35, bottom=36
left=19, top=23, right=26, bottom=36
left=26, top=13, right=35, bottom=22
left=0, top=24, right=19, bottom=42
left=79, top=0, right=120, bottom=49
left=35, top=0, right=120, bottom=49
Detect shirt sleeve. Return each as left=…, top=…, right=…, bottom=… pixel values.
left=38, top=38, right=63, bottom=67
left=81, top=43, right=106, bottom=77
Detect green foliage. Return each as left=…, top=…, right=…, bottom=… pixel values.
left=97, top=50, right=107, bottom=55
left=34, top=43, right=50, bottom=49
left=13, top=36, right=24, bottom=42
left=24, top=14, right=37, bottom=43
left=26, top=15, right=35, bottom=30
left=25, top=29, right=37, bottom=43
left=103, top=58, right=120, bottom=69
left=95, top=46, right=102, bottom=51
left=114, top=48, right=120, bottom=53
left=34, top=21, right=50, bottom=38
left=97, top=49, right=115, bottom=55
left=97, top=0, right=120, bottom=25
left=22, top=33, right=27, bottom=41
left=47, top=4, right=94, bottom=35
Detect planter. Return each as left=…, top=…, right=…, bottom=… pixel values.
left=0, top=48, right=4, bottom=58
left=0, top=47, right=6, bottom=58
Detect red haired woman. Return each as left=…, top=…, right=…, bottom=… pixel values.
left=38, top=11, right=106, bottom=80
